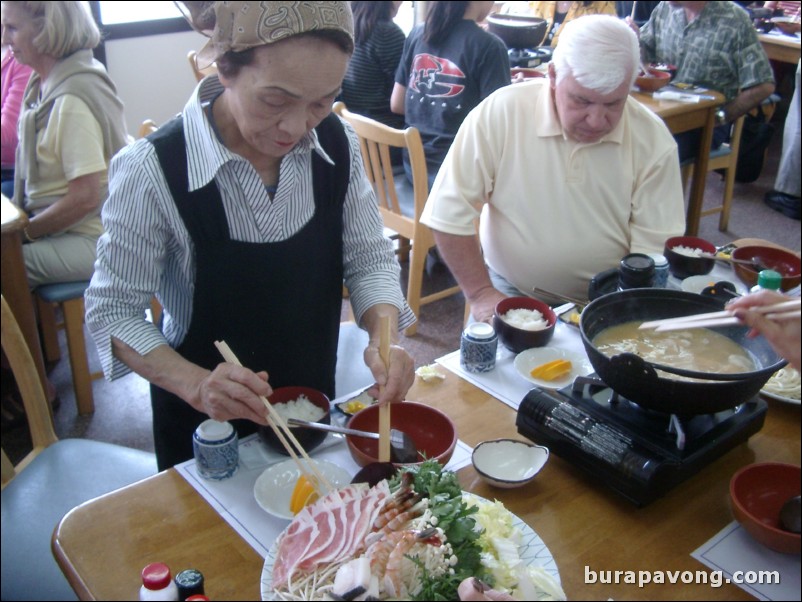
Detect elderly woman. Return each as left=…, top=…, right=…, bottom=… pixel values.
left=85, top=1, right=416, bottom=470
left=0, top=1, right=128, bottom=288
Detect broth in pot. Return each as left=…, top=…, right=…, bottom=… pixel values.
left=593, top=321, right=756, bottom=378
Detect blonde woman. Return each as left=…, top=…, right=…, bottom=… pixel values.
left=1, top=1, right=128, bottom=287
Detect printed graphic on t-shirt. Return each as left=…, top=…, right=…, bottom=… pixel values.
left=409, top=53, right=466, bottom=98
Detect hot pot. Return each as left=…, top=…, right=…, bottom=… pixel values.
left=579, top=289, right=785, bottom=415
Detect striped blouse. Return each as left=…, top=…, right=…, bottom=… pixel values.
left=85, top=77, right=415, bottom=380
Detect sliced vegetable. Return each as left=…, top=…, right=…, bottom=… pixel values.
left=530, top=359, right=572, bottom=381
left=289, top=475, right=319, bottom=514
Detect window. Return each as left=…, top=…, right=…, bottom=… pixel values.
left=89, top=1, right=191, bottom=40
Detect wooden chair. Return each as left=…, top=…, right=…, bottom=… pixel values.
left=681, top=114, right=746, bottom=232
left=333, top=102, right=461, bottom=336
left=187, top=49, right=217, bottom=82
left=138, top=118, right=158, bottom=138
left=35, top=281, right=101, bottom=415
left=1, top=295, right=157, bottom=600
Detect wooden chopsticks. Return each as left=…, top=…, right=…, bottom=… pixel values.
left=377, top=316, right=392, bottom=463
left=214, top=340, right=333, bottom=495
left=638, top=298, right=801, bottom=332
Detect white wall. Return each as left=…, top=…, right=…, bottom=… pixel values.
left=104, top=30, right=208, bottom=135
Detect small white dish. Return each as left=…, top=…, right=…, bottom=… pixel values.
left=513, top=347, right=593, bottom=389
left=253, top=458, right=352, bottom=520
left=680, top=275, right=720, bottom=294
left=472, top=439, right=549, bottom=488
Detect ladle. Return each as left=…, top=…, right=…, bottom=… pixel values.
left=286, top=418, right=419, bottom=464
left=701, top=253, right=770, bottom=271
left=779, top=494, right=801, bottom=534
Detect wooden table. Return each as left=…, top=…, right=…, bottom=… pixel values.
left=631, top=90, right=725, bottom=237
left=1, top=193, right=47, bottom=389
left=759, top=32, right=801, bottom=65
left=52, top=369, right=800, bottom=601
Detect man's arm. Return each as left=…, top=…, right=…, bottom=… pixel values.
left=721, top=82, right=776, bottom=122
left=432, top=230, right=505, bottom=324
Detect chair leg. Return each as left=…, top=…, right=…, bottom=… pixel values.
left=62, top=297, right=95, bottom=415
left=35, top=296, right=61, bottom=364
left=719, top=167, right=736, bottom=232
left=404, top=244, right=428, bottom=336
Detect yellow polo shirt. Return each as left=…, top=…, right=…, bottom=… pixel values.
left=25, top=94, right=107, bottom=237
left=421, top=78, right=685, bottom=300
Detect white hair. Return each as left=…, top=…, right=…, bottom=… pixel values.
left=551, top=14, right=639, bottom=94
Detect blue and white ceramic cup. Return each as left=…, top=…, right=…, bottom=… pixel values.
left=193, top=419, right=238, bottom=480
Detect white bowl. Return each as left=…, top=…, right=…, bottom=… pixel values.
left=253, top=458, right=352, bottom=520
left=472, top=439, right=549, bottom=488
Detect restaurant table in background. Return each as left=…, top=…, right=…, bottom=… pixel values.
left=1, top=193, right=47, bottom=389
left=759, top=31, right=802, bottom=65
left=631, top=89, right=725, bottom=237
left=52, top=363, right=800, bottom=600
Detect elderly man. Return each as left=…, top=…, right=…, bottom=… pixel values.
left=632, top=1, right=775, bottom=162
left=85, top=1, right=415, bottom=470
left=420, top=14, right=685, bottom=323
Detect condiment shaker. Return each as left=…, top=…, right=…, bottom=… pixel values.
left=140, top=562, right=179, bottom=601
left=193, top=420, right=239, bottom=480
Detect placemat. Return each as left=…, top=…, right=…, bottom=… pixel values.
left=176, top=390, right=473, bottom=558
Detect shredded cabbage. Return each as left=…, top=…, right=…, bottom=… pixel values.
left=466, top=496, right=566, bottom=601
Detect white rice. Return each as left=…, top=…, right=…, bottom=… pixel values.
left=502, top=308, right=549, bottom=331
left=671, top=245, right=706, bottom=257
left=274, top=395, right=326, bottom=423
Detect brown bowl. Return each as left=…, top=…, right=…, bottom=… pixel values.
left=346, top=401, right=456, bottom=467
left=258, top=386, right=331, bottom=455
left=731, top=246, right=802, bottom=292
left=493, top=297, right=556, bottom=354
left=730, top=462, right=801, bottom=554
left=771, top=17, right=801, bottom=35
left=636, top=68, right=671, bottom=93
left=664, top=235, right=716, bottom=280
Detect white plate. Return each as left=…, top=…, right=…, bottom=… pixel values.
left=260, top=493, right=561, bottom=600
left=760, top=367, right=801, bottom=406
left=253, top=459, right=352, bottom=520
left=680, top=275, right=720, bottom=294
left=514, top=347, right=593, bottom=389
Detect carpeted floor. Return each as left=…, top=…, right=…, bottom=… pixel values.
left=3, top=117, right=800, bottom=465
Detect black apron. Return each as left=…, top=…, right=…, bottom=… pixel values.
left=148, top=114, right=350, bottom=470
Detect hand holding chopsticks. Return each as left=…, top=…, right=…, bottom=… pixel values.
left=639, top=298, right=801, bottom=332
left=214, top=340, right=333, bottom=495
left=377, top=316, right=392, bottom=463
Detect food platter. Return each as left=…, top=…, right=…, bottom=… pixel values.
left=514, top=346, right=593, bottom=389
left=760, top=367, right=801, bottom=406
left=253, top=459, right=352, bottom=520
left=260, top=493, right=561, bottom=600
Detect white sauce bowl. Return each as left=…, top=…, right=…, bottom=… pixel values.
left=472, top=439, right=549, bottom=488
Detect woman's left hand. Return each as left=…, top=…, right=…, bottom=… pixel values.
left=363, top=343, right=415, bottom=405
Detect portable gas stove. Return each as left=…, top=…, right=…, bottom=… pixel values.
left=507, top=47, right=552, bottom=69
left=516, top=375, right=768, bottom=506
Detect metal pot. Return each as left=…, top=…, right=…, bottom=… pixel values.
left=579, top=289, right=785, bottom=415
left=486, top=14, right=548, bottom=49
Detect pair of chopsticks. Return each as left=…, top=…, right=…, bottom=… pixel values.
left=214, top=340, right=334, bottom=496
left=639, top=298, right=801, bottom=332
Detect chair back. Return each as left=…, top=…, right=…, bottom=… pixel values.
left=188, top=49, right=217, bottom=82
left=332, top=102, right=461, bottom=335
left=138, top=119, right=158, bottom=138
left=1, top=296, right=58, bottom=487
left=332, top=101, right=430, bottom=245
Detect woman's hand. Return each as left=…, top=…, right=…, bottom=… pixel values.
left=728, top=290, right=802, bottom=371
left=195, top=364, right=273, bottom=424
left=363, top=342, right=415, bottom=405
